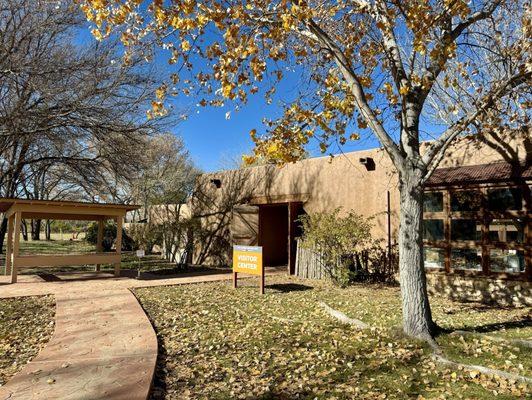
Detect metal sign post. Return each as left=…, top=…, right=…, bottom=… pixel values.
left=136, top=249, right=145, bottom=279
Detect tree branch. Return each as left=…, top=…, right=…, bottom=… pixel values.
left=421, top=69, right=531, bottom=183
left=375, top=0, right=408, bottom=89
left=303, top=20, right=404, bottom=166
left=421, top=0, right=503, bottom=99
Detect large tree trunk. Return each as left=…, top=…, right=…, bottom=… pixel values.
left=398, top=170, right=436, bottom=341
left=31, top=219, right=41, bottom=241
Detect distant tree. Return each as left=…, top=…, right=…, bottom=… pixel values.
left=131, top=133, right=198, bottom=212
left=128, top=133, right=198, bottom=259
left=82, top=0, right=530, bottom=341
left=0, top=0, right=171, bottom=249
left=20, top=163, right=81, bottom=240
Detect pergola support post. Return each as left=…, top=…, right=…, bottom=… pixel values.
left=11, top=211, right=21, bottom=283
left=5, top=215, right=14, bottom=275
left=114, top=216, right=123, bottom=277
left=95, top=219, right=104, bottom=271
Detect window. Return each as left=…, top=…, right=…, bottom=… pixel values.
left=490, top=249, right=525, bottom=273
left=424, top=192, right=443, bottom=212
left=488, top=219, right=525, bottom=243
left=451, top=248, right=481, bottom=271
left=424, top=247, right=445, bottom=269
left=488, top=188, right=522, bottom=211
left=423, top=219, right=444, bottom=241
left=423, top=184, right=529, bottom=276
left=451, top=219, right=481, bottom=241
left=451, top=190, right=482, bottom=212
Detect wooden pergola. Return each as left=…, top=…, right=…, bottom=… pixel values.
left=0, top=198, right=140, bottom=283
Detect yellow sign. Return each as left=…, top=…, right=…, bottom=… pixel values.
left=233, top=245, right=263, bottom=275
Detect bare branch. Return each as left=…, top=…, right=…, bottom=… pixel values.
left=421, top=68, right=531, bottom=182
left=421, top=0, right=503, bottom=99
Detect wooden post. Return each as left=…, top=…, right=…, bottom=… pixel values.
left=5, top=215, right=14, bottom=275
left=443, top=190, right=451, bottom=273
left=387, top=191, right=392, bottom=270
left=114, top=215, right=123, bottom=277
left=259, top=268, right=265, bottom=295
left=11, top=211, right=21, bottom=284
left=288, top=203, right=293, bottom=275
left=233, top=271, right=237, bottom=288
left=480, top=187, right=490, bottom=275
left=95, top=219, right=104, bottom=272
left=288, top=202, right=301, bottom=275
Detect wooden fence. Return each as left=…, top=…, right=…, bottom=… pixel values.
left=294, top=239, right=398, bottom=282
left=294, top=239, right=328, bottom=279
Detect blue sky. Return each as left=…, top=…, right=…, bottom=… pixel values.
left=75, top=6, right=455, bottom=174
left=171, top=83, right=382, bottom=172
left=78, top=23, right=384, bottom=173
left=163, top=58, right=385, bottom=172
left=159, top=48, right=384, bottom=172
left=79, top=19, right=459, bottom=174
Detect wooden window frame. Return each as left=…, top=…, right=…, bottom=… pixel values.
left=423, top=182, right=531, bottom=281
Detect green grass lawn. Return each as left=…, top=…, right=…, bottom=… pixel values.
left=0, top=296, right=55, bottom=386
left=134, top=276, right=530, bottom=399
left=18, top=239, right=95, bottom=255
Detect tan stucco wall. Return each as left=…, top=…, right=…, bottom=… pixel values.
left=196, top=133, right=529, bottom=248
left=132, top=204, right=191, bottom=225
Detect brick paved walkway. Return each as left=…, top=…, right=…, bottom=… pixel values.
left=0, top=269, right=281, bottom=399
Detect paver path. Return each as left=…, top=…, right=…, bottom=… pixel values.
left=0, top=269, right=282, bottom=399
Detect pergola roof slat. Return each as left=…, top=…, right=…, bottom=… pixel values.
left=0, top=198, right=139, bottom=215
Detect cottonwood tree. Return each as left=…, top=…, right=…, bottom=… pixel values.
left=82, top=0, right=531, bottom=340
left=0, top=0, right=169, bottom=249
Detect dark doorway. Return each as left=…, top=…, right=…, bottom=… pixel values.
left=259, top=204, right=289, bottom=267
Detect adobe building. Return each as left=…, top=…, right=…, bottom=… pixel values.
left=192, top=132, right=531, bottom=305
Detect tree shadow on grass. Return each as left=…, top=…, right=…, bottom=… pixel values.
left=139, top=267, right=228, bottom=280
left=453, top=318, right=531, bottom=334
left=266, top=283, right=313, bottom=293
left=435, top=317, right=532, bottom=338
left=441, top=302, right=521, bottom=314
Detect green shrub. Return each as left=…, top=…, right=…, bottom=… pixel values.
left=128, top=222, right=162, bottom=253
left=85, top=221, right=117, bottom=251
left=299, top=209, right=398, bottom=286
left=86, top=221, right=136, bottom=251
left=299, top=209, right=374, bottom=287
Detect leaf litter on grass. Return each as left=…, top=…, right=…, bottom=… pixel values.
left=134, top=275, right=530, bottom=399
left=0, top=295, right=55, bottom=386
